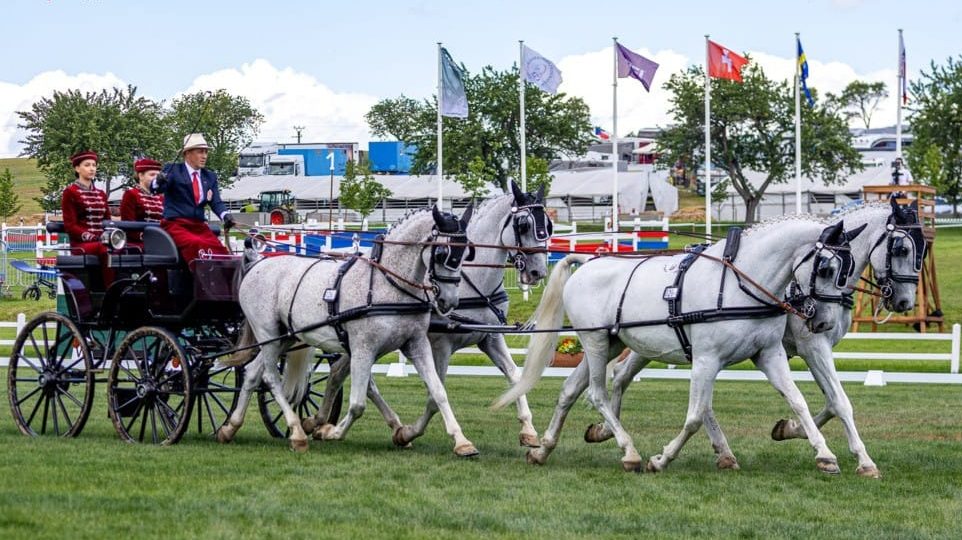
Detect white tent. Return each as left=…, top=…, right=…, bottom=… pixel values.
left=548, top=166, right=678, bottom=217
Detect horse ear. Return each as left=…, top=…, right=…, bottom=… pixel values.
left=890, top=194, right=906, bottom=223
left=432, top=204, right=444, bottom=225
left=844, top=223, right=867, bottom=243
left=820, top=221, right=844, bottom=244
left=511, top=180, right=525, bottom=205
left=536, top=183, right=546, bottom=203
left=460, top=202, right=474, bottom=227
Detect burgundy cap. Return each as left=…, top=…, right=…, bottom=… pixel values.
left=134, top=158, right=162, bottom=173
left=69, top=150, right=98, bottom=167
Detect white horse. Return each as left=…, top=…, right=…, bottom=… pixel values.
left=582, top=199, right=925, bottom=477
left=495, top=217, right=861, bottom=473
left=218, top=206, right=481, bottom=456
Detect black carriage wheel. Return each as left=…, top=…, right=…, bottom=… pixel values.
left=257, top=353, right=343, bottom=438
left=107, top=327, right=193, bottom=445
left=7, top=312, right=95, bottom=437
left=191, top=363, right=244, bottom=439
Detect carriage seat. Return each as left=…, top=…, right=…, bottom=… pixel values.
left=55, top=254, right=101, bottom=269
left=141, top=226, right=180, bottom=266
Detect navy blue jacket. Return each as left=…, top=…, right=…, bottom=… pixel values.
left=156, top=163, right=228, bottom=222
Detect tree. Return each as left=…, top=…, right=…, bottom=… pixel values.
left=17, top=85, right=170, bottom=211
left=658, top=62, right=862, bottom=223
left=339, top=160, right=392, bottom=220
left=518, top=155, right=552, bottom=196
left=825, top=80, right=889, bottom=129
left=906, top=56, right=962, bottom=215
left=366, top=66, right=592, bottom=193
left=166, top=90, right=265, bottom=188
left=0, top=169, right=22, bottom=221
left=458, top=156, right=494, bottom=201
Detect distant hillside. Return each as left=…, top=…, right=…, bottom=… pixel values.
left=0, top=158, right=45, bottom=223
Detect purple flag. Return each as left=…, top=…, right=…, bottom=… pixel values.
left=616, top=43, right=659, bottom=91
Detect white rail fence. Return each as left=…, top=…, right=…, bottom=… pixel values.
left=1, top=314, right=958, bottom=385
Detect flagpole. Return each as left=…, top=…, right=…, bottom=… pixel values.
left=896, top=28, right=904, bottom=159
left=704, top=35, right=712, bottom=237
left=612, top=37, right=619, bottom=251
left=519, top=40, right=527, bottom=192
left=437, top=42, right=444, bottom=209
left=795, top=32, right=803, bottom=214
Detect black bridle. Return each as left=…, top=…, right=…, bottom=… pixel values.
left=787, top=240, right=857, bottom=319
left=501, top=203, right=553, bottom=271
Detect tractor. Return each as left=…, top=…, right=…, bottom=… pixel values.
left=259, top=190, right=298, bottom=225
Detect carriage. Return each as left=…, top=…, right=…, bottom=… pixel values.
left=6, top=221, right=341, bottom=445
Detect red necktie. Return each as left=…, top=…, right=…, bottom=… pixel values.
left=192, top=172, right=202, bottom=205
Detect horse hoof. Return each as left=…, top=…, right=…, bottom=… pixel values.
left=856, top=465, right=882, bottom=479
left=622, top=459, right=643, bottom=473
left=454, top=442, right=480, bottom=458
left=525, top=449, right=546, bottom=466
left=584, top=423, right=613, bottom=444
left=301, top=417, right=318, bottom=433
left=290, top=438, right=309, bottom=453
left=771, top=419, right=792, bottom=441
left=313, top=423, right=336, bottom=440
left=519, top=433, right=541, bottom=448
left=816, top=458, right=841, bottom=475
left=716, top=455, right=740, bottom=471
left=215, top=425, right=234, bottom=444
left=392, top=426, right=416, bottom=447
left=645, top=460, right=662, bottom=474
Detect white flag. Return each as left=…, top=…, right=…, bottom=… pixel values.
left=522, top=45, right=563, bottom=94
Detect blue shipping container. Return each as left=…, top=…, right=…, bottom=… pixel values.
left=278, top=148, right=348, bottom=176
left=369, top=141, right=415, bottom=174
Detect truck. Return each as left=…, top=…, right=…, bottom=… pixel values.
left=369, top=141, right=415, bottom=174
left=267, top=153, right=305, bottom=176
left=277, top=148, right=348, bottom=176
left=237, top=142, right=279, bottom=176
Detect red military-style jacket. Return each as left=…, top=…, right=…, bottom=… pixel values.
left=61, top=181, right=110, bottom=246
left=120, top=187, right=165, bottom=244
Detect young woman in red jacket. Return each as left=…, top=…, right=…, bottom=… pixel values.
left=61, top=150, right=113, bottom=285
left=120, top=158, right=165, bottom=248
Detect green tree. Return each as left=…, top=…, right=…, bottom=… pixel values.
left=17, top=85, right=170, bottom=211
left=658, top=62, right=862, bottom=223
left=825, top=80, right=889, bottom=129
left=340, top=160, right=392, bottom=220
left=906, top=56, right=962, bottom=216
left=166, top=90, right=265, bottom=188
left=518, top=155, right=552, bottom=196
left=366, top=66, right=592, bottom=193
left=0, top=168, right=22, bottom=221
left=458, top=156, right=493, bottom=201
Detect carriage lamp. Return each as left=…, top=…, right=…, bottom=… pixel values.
left=100, top=228, right=127, bottom=251
left=244, top=234, right=268, bottom=253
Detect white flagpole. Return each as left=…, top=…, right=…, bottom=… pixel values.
left=704, top=35, right=712, bottom=237
left=519, top=40, right=527, bottom=192
left=896, top=28, right=904, bottom=159
left=612, top=37, right=620, bottom=251
left=437, top=42, right=444, bottom=209
left=795, top=32, right=803, bottom=214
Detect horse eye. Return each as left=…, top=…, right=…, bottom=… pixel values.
left=516, top=218, right=530, bottom=234
left=816, top=259, right=833, bottom=278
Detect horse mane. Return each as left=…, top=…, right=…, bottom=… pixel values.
left=385, top=207, right=433, bottom=238
left=742, top=213, right=824, bottom=236
left=470, top=192, right=513, bottom=223
left=823, top=200, right=889, bottom=223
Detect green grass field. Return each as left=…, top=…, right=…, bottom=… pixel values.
left=0, top=157, right=45, bottom=221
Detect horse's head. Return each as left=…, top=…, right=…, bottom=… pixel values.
left=504, top=180, right=552, bottom=285
left=789, top=221, right=864, bottom=333
left=428, top=204, right=474, bottom=315
left=868, top=196, right=926, bottom=313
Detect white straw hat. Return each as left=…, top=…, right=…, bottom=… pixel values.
left=181, top=133, right=211, bottom=153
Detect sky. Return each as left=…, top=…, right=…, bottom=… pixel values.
left=1, top=0, right=960, bottom=157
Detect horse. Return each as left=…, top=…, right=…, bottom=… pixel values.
left=494, top=217, right=862, bottom=473
left=217, top=206, right=480, bottom=456
left=581, top=198, right=926, bottom=478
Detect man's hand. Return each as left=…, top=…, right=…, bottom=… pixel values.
left=81, top=232, right=96, bottom=242
left=222, top=213, right=236, bottom=229
left=152, top=171, right=168, bottom=193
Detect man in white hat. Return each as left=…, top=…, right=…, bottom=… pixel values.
left=153, top=133, right=235, bottom=265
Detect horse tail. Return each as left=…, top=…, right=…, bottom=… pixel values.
left=492, top=254, right=588, bottom=410
left=222, top=320, right=258, bottom=367
left=282, top=344, right=312, bottom=405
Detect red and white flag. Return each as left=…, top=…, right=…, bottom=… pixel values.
left=899, top=33, right=908, bottom=104
left=708, top=40, right=748, bottom=82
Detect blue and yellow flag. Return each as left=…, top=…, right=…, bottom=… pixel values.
left=797, top=38, right=814, bottom=107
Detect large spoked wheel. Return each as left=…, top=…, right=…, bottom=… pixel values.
left=7, top=312, right=94, bottom=437
left=191, top=363, right=244, bottom=439
left=258, top=353, right=343, bottom=438
left=107, top=327, right=193, bottom=445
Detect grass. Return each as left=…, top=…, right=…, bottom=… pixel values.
left=0, top=375, right=960, bottom=539
left=0, top=158, right=46, bottom=221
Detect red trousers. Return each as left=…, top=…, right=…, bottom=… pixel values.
left=70, top=241, right=115, bottom=287
left=161, top=218, right=229, bottom=266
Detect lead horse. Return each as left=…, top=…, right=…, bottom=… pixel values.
left=581, top=198, right=925, bottom=477
left=495, top=216, right=862, bottom=473
left=218, top=206, right=479, bottom=456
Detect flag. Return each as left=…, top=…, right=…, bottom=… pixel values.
left=594, top=127, right=610, bottom=141
left=708, top=40, right=748, bottom=82
left=615, top=43, right=659, bottom=91
left=521, top=45, right=563, bottom=94
left=797, top=37, right=814, bottom=107
left=440, top=47, right=469, bottom=118
left=899, top=33, right=908, bottom=105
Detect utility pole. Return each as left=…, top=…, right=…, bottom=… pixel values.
left=293, top=125, right=305, bottom=144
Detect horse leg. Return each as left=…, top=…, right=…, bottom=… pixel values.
left=403, top=336, right=477, bottom=457
left=259, top=345, right=310, bottom=452
left=316, top=349, right=375, bottom=441
left=366, top=377, right=404, bottom=433
left=306, top=353, right=350, bottom=436
left=647, top=358, right=722, bottom=473
left=581, top=332, right=642, bottom=472
left=216, top=351, right=266, bottom=443
left=702, top=409, right=740, bottom=471
left=754, top=345, right=840, bottom=475
left=526, top=354, right=590, bottom=466
left=585, top=351, right=650, bottom=444
left=772, top=340, right=879, bottom=478
left=479, top=335, right=539, bottom=448
left=392, top=339, right=454, bottom=448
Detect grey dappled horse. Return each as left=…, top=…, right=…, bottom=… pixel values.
left=581, top=198, right=926, bottom=478
left=495, top=217, right=861, bottom=473
left=218, top=207, right=480, bottom=456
